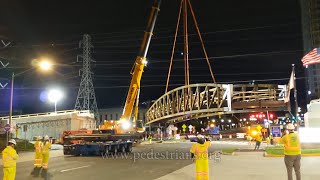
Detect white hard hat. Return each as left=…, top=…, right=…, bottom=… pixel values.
left=8, top=139, right=16, bottom=145
left=197, top=134, right=204, bottom=139
left=286, top=124, right=295, bottom=130
left=44, top=135, right=49, bottom=140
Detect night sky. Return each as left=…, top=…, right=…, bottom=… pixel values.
left=0, top=0, right=305, bottom=115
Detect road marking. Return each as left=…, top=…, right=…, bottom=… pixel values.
left=60, top=165, right=91, bottom=173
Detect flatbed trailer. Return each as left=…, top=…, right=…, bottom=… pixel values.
left=63, top=133, right=142, bottom=156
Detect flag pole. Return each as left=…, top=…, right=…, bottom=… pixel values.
left=292, top=64, right=299, bottom=130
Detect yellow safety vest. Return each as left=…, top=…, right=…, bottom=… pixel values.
left=281, top=132, right=301, bottom=155
left=43, top=141, right=51, bottom=152
left=256, top=135, right=262, bottom=142
left=190, top=141, right=211, bottom=180
left=34, top=141, right=43, bottom=152
left=2, top=146, right=19, bottom=168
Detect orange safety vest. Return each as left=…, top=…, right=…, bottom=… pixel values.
left=2, top=146, right=19, bottom=168
left=282, top=132, right=301, bottom=155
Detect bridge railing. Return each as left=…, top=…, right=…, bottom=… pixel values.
left=0, top=109, right=92, bottom=121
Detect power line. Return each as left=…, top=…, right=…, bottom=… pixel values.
left=6, top=76, right=307, bottom=90
left=0, top=22, right=299, bottom=49
left=93, top=33, right=301, bottom=49
left=91, top=49, right=302, bottom=65
left=93, top=71, right=302, bottom=79
left=92, top=22, right=299, bottom=43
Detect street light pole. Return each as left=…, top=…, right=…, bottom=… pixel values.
left=8, top=72, right=14, bottom=142
left=55, top=100, right=57, bottom=113
left=6, top=59, right=53, bottom=142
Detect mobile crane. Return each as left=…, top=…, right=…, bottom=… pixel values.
left=62, top=0, right=162, bottom=156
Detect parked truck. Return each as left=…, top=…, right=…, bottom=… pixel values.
left=62, top=0, right=162, bottom=156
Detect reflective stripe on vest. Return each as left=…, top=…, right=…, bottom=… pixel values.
left=35, top=141, right=43, bottom=152
left=2, top=147, right=17, bottom=168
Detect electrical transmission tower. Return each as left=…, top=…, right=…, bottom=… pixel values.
left=75, top=34, right=98, bottom=121
left=0, top=38, right=11, bottom=89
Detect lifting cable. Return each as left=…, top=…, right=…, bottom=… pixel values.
left=183, top=0, right=190, bottom=86
left=187, top=0, right=216, bottom=83
left=165, top=0, right=216, bottom=94
left=165, top=0, right=183, bottom=93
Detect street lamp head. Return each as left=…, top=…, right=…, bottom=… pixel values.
left=48, top=89, right=63, bottom=103
left=39, top=60, right=53, bottom=71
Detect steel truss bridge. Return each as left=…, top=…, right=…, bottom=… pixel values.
left=145, top=83, right=289, bottom=125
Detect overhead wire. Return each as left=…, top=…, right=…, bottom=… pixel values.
left=3, top=76, right=307, bottom=90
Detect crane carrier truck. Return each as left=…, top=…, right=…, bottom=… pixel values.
left=63, top=0, right=162, bottom=156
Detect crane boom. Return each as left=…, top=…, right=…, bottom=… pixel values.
left=120, top=0, right=162, bottom=127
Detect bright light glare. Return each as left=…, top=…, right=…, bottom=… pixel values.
left=299, top=128, right=320, bottom=143
left=48, top=89, right=63, bottom=103
left=251, top=130, right=257, bottom=136
left=142, top=59, right=148, bottom=66
left=121, top=120, right=131, bottom=130
left=39, top=61, right=52, bottom=71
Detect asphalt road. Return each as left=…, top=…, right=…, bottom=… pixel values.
left=0, top=141, right=252, bottom=180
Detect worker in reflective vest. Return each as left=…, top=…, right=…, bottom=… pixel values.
left=42, top=135, right=51, bottom=170
left=254, top=133, right=262, bottom=150
left=34, top=136, right=43, bottom=168
left=269, top=134, right=274, bottom=145
left=281, top=124, right=301, bottom=180
left=190, top=135, right=211, bottom=180
left=2, top=139, right=19, bottom=180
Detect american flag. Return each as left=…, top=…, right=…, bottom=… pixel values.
left=301, top=48, right=320, bottom=66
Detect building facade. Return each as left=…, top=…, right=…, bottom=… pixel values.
left=301, top=0, right=320, bottom=99
left=98, top=107, right=148, bottom=125
left=0, top=110, right=96, bottom=140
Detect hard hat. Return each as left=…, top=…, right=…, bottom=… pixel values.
left=286, top=124, right=295, bottom=130
left=44, top=135, right=49, bottom=140
left=197, top=134, right=204, bottom=139
left=36, top=136, right=41, bottom=140
left=8, top=139, right=16, bottom=145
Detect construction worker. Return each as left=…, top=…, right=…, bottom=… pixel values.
left=190, top=134, right=211, bottom=180
left=148, top=134, right=152, bottom=144
left=2, top=139, right=19, bottom=180
left=34, top=136, right=43, bottom=168
left=281, top=124, right=301, bottom=180
left=269, top=134, right=274, bottom=145
left=254, top=133, right=262, bottom=150
left=42, top=135, right=51, bottom=171
left=246, top=134, right=253, bottom=146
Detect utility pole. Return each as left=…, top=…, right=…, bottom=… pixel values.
left=75, top=34, right=99, bottom=123
left=292, top=64, right=299, bottom=129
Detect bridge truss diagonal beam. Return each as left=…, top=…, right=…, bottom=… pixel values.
left=145, top=83, right=289, bottom=124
